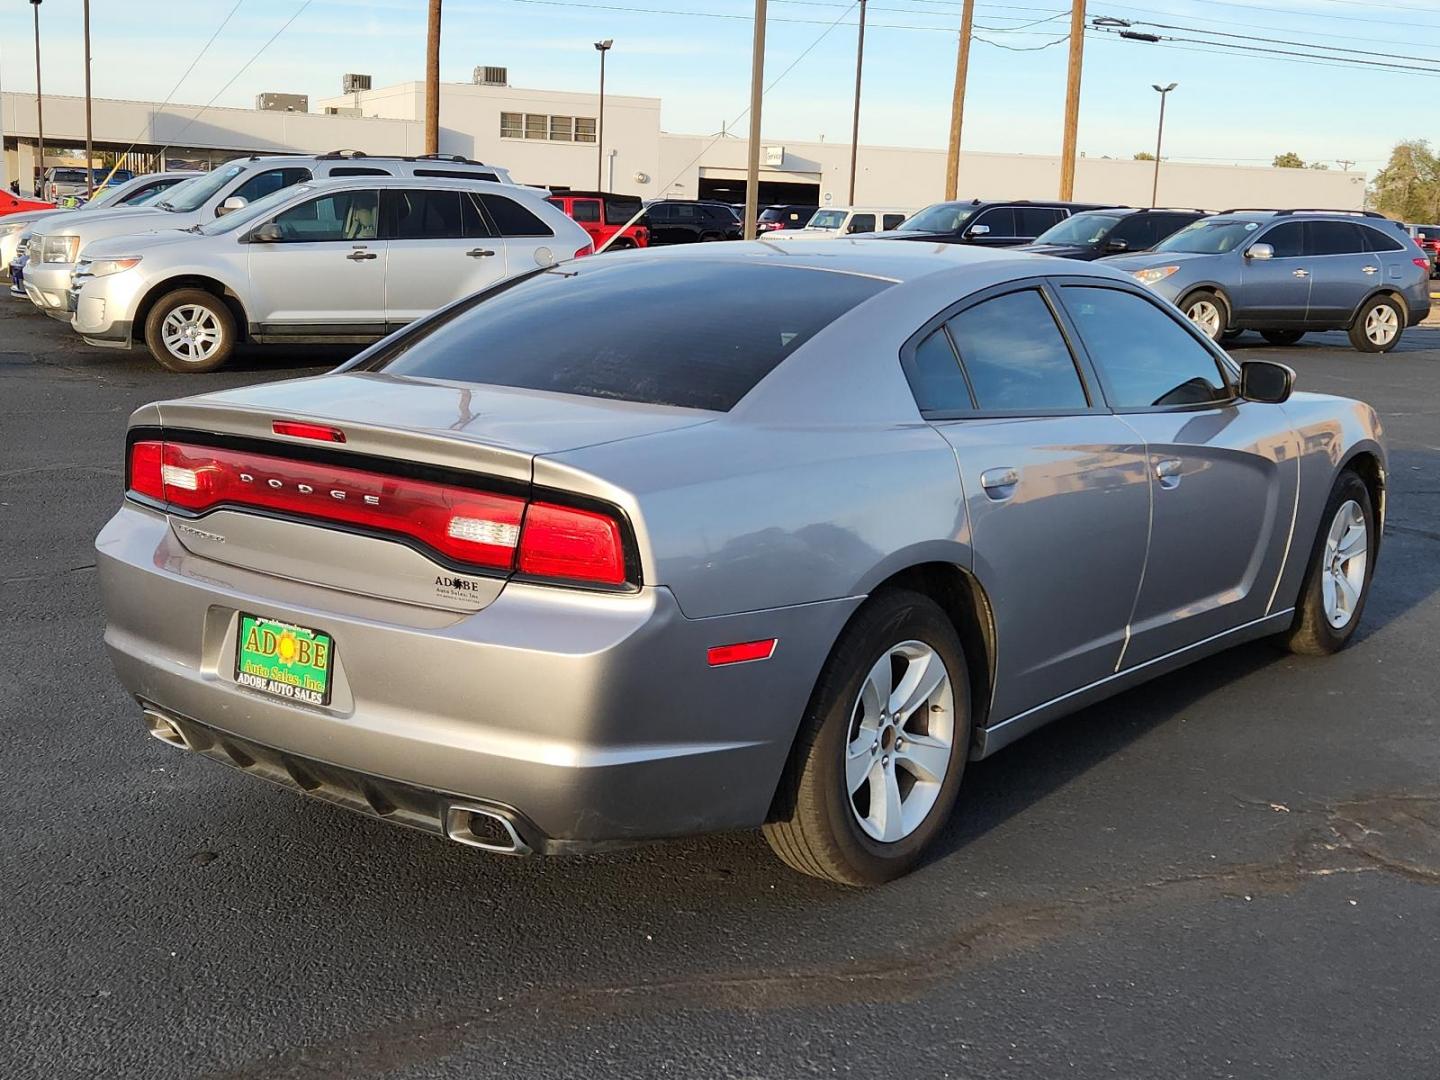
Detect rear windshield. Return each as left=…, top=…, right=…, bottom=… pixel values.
left=356, top=259, right=891, bottom=411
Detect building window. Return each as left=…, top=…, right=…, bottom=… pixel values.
left=524, top=113, right=548, bottom=140
left=500, top=112, right=522, bottom=139
left=549, top=115, right=574, bottom=142
left=575, top=117, right=597, bottom=143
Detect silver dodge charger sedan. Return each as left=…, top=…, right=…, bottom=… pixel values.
left=97, top=241, right=1384, bottom=885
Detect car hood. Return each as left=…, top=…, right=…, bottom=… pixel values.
left=2, top=207, right=74, bottom=232
left=83, top=228, right=210, bottom=259
left=30, top=206, right=175, bottom=241
left=1018, top=242, right=1095, bottom=259
left=1100, top=250, right=1216, bottom=272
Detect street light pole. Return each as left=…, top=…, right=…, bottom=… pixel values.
left=594, top=40, right=612, bottom=190
left=1150, top=82, right=1176, bottom=208
left=846, top=0, right=867, bottom=205
left=30, top=0, right=43, bottom=199
left=742, top=0, right=767, bottom=240
left=83, top=0, right=94, bottom=196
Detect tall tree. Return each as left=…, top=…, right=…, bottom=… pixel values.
left=1371, top=140, right=1440, bottom=223
left=1133, top=151, right=1156, bottom=161
left=1273, top=151, right=1306, bottom=169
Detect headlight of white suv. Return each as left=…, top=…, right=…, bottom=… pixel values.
left=0, top=221, right=26, bottom=239
left=1132, top=265, right=1180, bottom=286
left=84, top=257, right=143, bottom=277
left=40, top=235, right=82, bottom=263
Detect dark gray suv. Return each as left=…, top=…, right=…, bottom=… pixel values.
left=1105, top=210, right=1431, bottom=353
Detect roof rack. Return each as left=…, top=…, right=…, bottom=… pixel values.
left=1218, top=207, right=1385, bottom=218
left=313, top=150, right=492, bottom=166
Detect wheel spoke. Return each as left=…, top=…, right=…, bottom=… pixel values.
left=891, top=650, right=947, bottom=723
left=1322, top=572, right=1337, bottom=618
left=846, top=742, right=874, bottom=796
left=872, top=761, right=904, bottom=843
left=860, top=653, right=892, bottom=719
left=1338, top=527, right=1366, bottom=561
left=1336, top=572, right=1360, bottom=614
left=895, top=734, right=950, bottom=785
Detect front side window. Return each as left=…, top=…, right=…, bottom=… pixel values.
left=1259, top=221, right=1304, bottom=258
left=355, top=261, right=890, bottom=411
left=945, top=289, right=1089, bottom=412
left=971, top=207, right=1016, bottom=237
left=231, top=167, right=312, bottom=207
left=1063, top=286, right=1231, bottom=409
left=270, top=189, right=379, bottom=242
left=1106, top=214, right=1157, bottom=249
left=848, top=213, right=876, bottom=233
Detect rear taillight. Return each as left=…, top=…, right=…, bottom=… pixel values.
left=573, top=244, right=594, bottom=259
left=1414, top=257, right=1431, bottom=270
left=126, top=439, right=632, bottom=587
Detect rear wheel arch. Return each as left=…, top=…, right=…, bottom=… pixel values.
left=1349, top=287, right=1407, bottom=324
left=133, top=275, right=249, bottom=343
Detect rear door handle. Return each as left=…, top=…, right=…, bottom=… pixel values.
left=1292, top=268, right=1309, bottom=278
left=1361, top=265, right=1379, bottom=275
left=466, top=248, right=497, bottom=258
left=346, top=250, right=377, bottom=261
left=979, top=467, right=1019, bottom=500
left=1154, top=458, right=1183, bottom=489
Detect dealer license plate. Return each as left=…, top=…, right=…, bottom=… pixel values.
left=234, top=613, right=334, bottom=706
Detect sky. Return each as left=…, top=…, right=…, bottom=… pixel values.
left=0, top=0, right=1435, bottom=175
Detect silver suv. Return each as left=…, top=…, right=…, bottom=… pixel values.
left=23, top=152, right=517, bottom=319
left=69, top=177, right=590, bottom=372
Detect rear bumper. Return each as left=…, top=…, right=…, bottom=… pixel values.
left=97, top=503, right=856, bottom=849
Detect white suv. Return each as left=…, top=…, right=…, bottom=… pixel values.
left=69, top=177, right=590, bottom=372
left=23, top=152, right=517, bottom=319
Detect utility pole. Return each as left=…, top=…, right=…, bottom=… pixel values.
left=31, top=0, right=43, bottom=199
left=83, top=0, right=93, bottom=196
left=847, top=0, right=867, bottom=205
left=742, top=0, right=767, bottom=239
left=1149, top=82, right=1175, bottom=208
left=1337, top=158, right=1355, bottom=172
left=424, top=0, right=442, bottom=155
left=595, top=40, right=613, bottom=189
left=1057, top=0, right=1085, bottom=199
left=943, top=0, right=975, bottom=200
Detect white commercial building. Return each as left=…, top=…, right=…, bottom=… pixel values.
left=5, top=75, right=1366, bottom=211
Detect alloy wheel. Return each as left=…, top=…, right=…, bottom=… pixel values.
left=161, top=304, right=223, bottom=364
left=1186, top=299, right=1223, bottom=339
left=1321, top=499, right=1368, bottom=629
left=845, top=640, right=955, bottom=844
left=1364, top=304, right=1399, bottom=347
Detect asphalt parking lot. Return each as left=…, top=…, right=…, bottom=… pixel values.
left=3, top=300, right=1439, bottom=1080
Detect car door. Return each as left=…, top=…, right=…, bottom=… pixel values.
left=1057, top=282, right=1299, bottom=666
left=244, top=187, right=386, bottom=334
left=381, top=187, right=509, bottom=326
left=1102, top=214, right=1157, bottom=257
left=1304, top=220, right=1375, bottom=325
left=1235, top=220, right=1310, bottom=326
left=909, top=283, right=1152, bottom=721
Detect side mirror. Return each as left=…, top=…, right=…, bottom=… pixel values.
left=249, top=222, right=283, bottom=243
left=1245, top=243, right=1274, bottom=261
left=1240, top=360, right=1295, bottom=404
left=216, top=195, right=249, bottom=217
left=1104, top=238, right=1129, bottom=253
left=966, top=223, right=991, bottom=238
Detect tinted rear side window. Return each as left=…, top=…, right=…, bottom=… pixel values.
left=945, top=290, right=1088, bottom=412
left=478, top=193, right=552, bottom=237
left=604, top=197, right=642, bottom=224
left=359, top=261, right=890, bottom=411
left=1306, top=220, right=1364, bottom=256
left=1361, top=225, right=1405, bottom=252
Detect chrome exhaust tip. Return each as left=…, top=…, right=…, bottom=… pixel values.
left=143, top=707, right=190, bottom=749
left=444, top=804, right=532, bottom=856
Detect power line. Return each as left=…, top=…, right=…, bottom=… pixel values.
left=1098, top=0, right=1440, bottom=50
left=1089, top=29, right=1440, bottom=80
left=1107, top=15, right=1440, bottom=65
left=1093, top=23, right=1440, bottom=76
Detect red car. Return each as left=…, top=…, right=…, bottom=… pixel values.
left=1, top=190, right=54, bottom=217
left=1407, top=223, right=1440, bottom=278
left=546, top=191, right=648, bottom=250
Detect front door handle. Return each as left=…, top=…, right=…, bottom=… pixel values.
left=1154, top=458, right=1183, bottom=489
left=466, top=248, right=497, bottom=258
left=346, top=250, right=377, bottom=261
left=979, top=467, right=1019, bottom=500
left=1361, top=265, right=1379, bottom=275
left=1292, top=268, right=1309, bottom=279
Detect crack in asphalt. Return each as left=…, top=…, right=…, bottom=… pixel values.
left=203, top=792, right=1440, bottom=1080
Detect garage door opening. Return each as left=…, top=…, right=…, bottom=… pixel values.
left=697, top=177, right=819, bottom=207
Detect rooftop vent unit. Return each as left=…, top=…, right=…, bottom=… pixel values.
left=323, top=106, right=362, bottom=117
left=341, top=73, right=373, bottom=94
left=256, top=92, right=309, bottom=113
left=473, top=66, right=509, bottom=87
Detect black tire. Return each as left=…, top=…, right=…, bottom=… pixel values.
left=1220, top=328, right=1245, bottom=343
left=1261, top=330, right=1305, bottom=347
left=143, top=288, right=236, bottom=373
left=1282, top=470, right=1375, bottom=656
left=763, top=589, right=972, bottom=886
left=1178, top=289, right=1229, bottom=342
left=605, top=238, right=635, bottom=251
left=1348, top=294, right=1405, bottom=354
